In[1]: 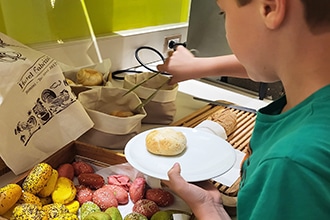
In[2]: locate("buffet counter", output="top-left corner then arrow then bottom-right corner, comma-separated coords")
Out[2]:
0,78 -> 272,220
0,79 -> 270,187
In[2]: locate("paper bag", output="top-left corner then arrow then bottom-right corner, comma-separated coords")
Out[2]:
77,87 -> 147,149
0,32 -> 94,175
123,72 -> 178,124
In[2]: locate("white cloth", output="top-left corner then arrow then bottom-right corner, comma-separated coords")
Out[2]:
195,120 -> 245,187
194,120 -> 227,139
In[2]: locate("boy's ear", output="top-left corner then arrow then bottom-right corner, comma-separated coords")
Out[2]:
260,0 -> 286,29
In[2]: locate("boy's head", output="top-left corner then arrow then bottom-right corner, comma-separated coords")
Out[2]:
235,0 -> 330,31
217,0 -> 330,83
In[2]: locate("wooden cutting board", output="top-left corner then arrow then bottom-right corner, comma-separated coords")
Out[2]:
171,102 -> 257,197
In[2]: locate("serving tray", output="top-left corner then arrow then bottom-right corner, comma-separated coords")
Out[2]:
171,103 -> 257,197
0,141 -> 127,182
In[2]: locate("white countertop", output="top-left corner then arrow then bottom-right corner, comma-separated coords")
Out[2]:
178,79 -> 271,110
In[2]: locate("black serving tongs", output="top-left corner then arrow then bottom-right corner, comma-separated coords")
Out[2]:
122,42 -> 186,110
121,46 -> 170,98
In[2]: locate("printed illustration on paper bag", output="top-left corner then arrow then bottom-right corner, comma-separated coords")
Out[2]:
0,38 -> 77,146
14,82 -> 76,146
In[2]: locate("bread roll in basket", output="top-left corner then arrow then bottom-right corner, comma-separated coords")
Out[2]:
77,87 -> 147,149
76,68 -> 103,86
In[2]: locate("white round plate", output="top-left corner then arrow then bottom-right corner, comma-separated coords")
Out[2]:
124,126 -> 236,182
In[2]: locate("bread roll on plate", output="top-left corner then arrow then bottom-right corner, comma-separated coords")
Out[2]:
146,128 -> 187,156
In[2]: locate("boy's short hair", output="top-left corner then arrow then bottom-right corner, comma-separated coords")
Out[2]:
236,0 -> 330,30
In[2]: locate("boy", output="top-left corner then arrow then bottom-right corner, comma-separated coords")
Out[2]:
159,0 -> 330,219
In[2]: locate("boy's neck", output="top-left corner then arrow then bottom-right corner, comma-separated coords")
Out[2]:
279,32 -> 330,112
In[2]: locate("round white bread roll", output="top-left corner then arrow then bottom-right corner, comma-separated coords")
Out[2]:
146,128 -> 187,156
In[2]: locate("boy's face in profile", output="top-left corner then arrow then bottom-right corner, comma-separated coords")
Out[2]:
216,0 -> 280,82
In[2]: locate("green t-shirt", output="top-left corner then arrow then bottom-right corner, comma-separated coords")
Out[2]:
237,85 -> 330,219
